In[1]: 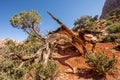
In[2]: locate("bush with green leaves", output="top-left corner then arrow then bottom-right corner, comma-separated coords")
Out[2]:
11,67 -> 27,80
108,22 -> 120,33
0,38 -> 59,80
0,35 -> 42,55
34,59 -> 59,80
72,15 -> 98,32
0,10 -> 59,80
0,57 -> 27,80
102,33 -> 120,43
0,56 -> 59,80
85,51 -> 117,75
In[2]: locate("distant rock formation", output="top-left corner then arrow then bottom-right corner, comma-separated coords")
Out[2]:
0,38 -> 19,48
101,0 -> 120,18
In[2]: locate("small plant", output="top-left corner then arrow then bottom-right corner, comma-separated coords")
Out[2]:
85,51 -> 117,75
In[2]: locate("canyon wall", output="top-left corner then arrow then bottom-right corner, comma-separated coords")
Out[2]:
101,0 -> 120,18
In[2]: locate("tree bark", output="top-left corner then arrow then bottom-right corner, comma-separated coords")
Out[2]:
48,12 -> 87,55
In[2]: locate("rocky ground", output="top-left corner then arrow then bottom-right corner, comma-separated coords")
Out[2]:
53,43 -> 120,80
0,40 -> 120,80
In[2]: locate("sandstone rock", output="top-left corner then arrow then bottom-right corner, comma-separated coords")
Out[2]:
101,0 -> 120,18
64,67 -> 79,74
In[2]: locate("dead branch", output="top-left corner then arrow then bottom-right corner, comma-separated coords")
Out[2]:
10,53 -> 38,61
48,12 -> 87,55
18,62 -> 25,68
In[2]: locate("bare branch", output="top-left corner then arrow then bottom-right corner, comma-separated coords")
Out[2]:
47,12 -> 87,55
10,53 -> 38,61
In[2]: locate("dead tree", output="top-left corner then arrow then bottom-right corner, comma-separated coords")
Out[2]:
47,12 -> 87,55
48,12 -> 102,54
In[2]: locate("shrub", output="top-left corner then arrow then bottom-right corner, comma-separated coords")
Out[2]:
0,36 -> 42,55
102,35 -> 111,42
108,22 -> 120,33
35,59 -> 59,80
72,15 -> 98,32
0,57 -> 28,80
11,67 -> 27,80
0,57 -> 58,80
0,58 -> 17,72
85,51 -> 117,75
102,33 -> 120,43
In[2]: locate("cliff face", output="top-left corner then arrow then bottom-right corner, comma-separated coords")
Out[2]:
101,0 -> 120,18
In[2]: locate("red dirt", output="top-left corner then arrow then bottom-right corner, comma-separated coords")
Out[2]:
53,42 -> 120,80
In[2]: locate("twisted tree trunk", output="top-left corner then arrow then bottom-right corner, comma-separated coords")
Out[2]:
48,12 -> 87,55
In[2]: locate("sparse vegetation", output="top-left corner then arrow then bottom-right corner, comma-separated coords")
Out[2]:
1,35 -> 42,55
102,33 -> 120,42
35,60 -> 59,80
85,51 -> 117,75
0,10 -> 59,80
73,15 -> 98,32
0,57 -> 27,80
0,7 -> 120,80
108,22 -> 120,33
0,56 -> 59,80
100,9 -> 120,44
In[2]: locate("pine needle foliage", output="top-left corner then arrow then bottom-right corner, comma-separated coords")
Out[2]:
85,51 -> 117,75
35,60 -> 59,80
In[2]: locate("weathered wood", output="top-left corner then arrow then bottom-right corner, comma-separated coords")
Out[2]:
10,53 -> 38,61
48,12 -> 87,55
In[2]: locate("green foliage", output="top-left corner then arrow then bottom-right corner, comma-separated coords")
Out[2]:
0,36 -> 58,80
0,10 -> 59,80
102,33 -> 120,43
11,67 -> 27,80
18,39 -> 42,55
10,10 -> 41,30
85,51 -> 117,75
108,22 -> 120,33
0,58 -> 17,72
10,10 -> 42,39
101,18 -> 120,43
106,20 -> 113,26
73,15 -> 98,32
34,60 -> 59,80
0,56 -> 59,80
0,57 -> 27,80
9,10 -> 43,54
102,36 -> 111,42
0,36 -> 42,55
0,39 -> 16,53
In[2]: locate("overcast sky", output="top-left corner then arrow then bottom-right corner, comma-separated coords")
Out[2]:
0,0 -> 105,41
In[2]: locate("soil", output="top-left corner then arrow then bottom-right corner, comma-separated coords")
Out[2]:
53,42 -> 120,80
